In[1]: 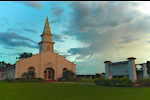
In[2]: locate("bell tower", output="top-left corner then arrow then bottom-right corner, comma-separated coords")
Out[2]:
38,17 -> 55,53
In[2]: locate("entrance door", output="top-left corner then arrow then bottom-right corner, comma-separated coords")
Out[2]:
44,69 -> 52,80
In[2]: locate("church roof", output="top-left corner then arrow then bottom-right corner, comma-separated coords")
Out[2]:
43,16 -> 52,35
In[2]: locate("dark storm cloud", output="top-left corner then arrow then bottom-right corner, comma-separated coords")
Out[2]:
63,1 -> 150,60
15,1 -> 43,10
53,34 -> 65,42
0,32 -> 38,49
23,28 -> 37,33
49,6 -> 64,17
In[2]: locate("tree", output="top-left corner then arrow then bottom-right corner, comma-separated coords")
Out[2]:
63,70 -> 75,81
22,72 -> 36,81
95,73 -> 101,78
22,72 -> 28,78
17,52 -> 33,59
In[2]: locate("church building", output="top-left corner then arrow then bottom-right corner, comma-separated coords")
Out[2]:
0,17 -> 76,81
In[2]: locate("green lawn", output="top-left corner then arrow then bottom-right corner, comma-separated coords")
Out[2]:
1,81 -> 150,100
68,78 -> 94,83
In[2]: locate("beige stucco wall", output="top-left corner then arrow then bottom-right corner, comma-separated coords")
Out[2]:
15,50 -> 76,81
15,54 -> 40,78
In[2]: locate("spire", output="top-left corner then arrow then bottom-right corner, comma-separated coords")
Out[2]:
43,16 -> 51,35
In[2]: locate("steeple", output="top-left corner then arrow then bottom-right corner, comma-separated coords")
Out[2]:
43,16 -> 51,35
38,16 -> 55,53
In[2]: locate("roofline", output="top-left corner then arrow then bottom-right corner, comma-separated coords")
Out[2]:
5,65 -> 15,71
38,41 -> 55,44
41,34 -> 53,37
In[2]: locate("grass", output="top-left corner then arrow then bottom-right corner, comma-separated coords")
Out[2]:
68,78 -> 94,83
1,80 -> 150,100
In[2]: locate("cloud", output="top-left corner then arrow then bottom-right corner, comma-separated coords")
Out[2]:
15,1 -> 43,10
23,28 -> 37,33
0,22 -> 9,26
0,32 -> 39,49
119,36 -> 141,44
7,53 -> 21,56
4,47 -> 21,50
1,17 -> 7,21
49,19 -> 61,24
7,29 -> 22,33
53,34 -> 66,42
63,1 -> 150,60
49,6 -> 64,17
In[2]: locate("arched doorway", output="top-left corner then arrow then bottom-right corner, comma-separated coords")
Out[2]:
44,68 -> 54,80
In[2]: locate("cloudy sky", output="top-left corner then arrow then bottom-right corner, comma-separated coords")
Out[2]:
1,1 -> 150,75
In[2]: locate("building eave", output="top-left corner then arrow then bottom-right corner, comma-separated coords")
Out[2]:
5,65 -> 15,71
38,41 -> 55,44
41,34 -> 53,37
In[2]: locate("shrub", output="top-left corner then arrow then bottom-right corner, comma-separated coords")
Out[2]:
31,79 -> 38,82
94,78 -> 100,84
62,78 -> 67,82
5,78 -> 9,81
94,77 -> 133,87
58,78 -> 63,81
101,79 -> 110,86
39,79 -> 45,82
120,77 -> 133,87
94,77 -> 105,85
146,78 -> 150,86
137,79 -> 149,86
37,78 -> 42,80
15,78 -> 25,80
12,80 -> 18,82
8,78 -> 13,82
110,78 -> 118,86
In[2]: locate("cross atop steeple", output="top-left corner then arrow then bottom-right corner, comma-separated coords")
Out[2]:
43,16 -> 51,35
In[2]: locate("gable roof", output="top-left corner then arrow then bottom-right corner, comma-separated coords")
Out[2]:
5,65 -> 15,71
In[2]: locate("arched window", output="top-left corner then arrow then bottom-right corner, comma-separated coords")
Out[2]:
63,68 -> 67,72
28,67 -> 35,77
47,45 -> 50,50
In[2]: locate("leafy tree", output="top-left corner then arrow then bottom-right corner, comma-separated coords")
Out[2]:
17,52 -> 33,59
63,70 -> 75,81
22,72 -> 36,81
95,73 -> 101,78
22,72 -> 28,78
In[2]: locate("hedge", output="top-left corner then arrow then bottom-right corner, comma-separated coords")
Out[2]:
94,77 -> 133,87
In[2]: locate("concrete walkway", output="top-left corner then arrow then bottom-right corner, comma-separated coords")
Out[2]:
50,82 -> 96,85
